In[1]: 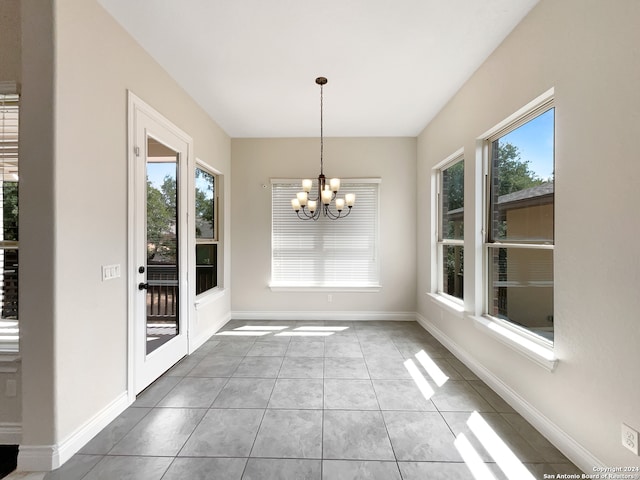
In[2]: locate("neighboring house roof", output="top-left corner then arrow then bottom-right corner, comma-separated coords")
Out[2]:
498,182 -> 554,206
444,181 -> 554,220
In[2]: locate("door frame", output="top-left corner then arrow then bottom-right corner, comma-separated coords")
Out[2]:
127,91 -> 194,400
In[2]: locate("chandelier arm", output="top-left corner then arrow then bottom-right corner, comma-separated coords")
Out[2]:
296,208 -> 317,221
295,210 -> 308,220
324,207 -> 339,219
333,206 -> 353,219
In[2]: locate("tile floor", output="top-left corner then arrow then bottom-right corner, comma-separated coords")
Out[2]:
42,320 -> 583,480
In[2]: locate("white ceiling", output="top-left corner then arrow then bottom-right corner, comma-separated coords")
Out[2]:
98,0 -> 539,138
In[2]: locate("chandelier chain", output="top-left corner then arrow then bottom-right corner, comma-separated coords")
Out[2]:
290,76 -> 354,220
320,81 -> 324,176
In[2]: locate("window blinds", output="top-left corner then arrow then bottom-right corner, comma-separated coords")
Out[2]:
271,180 -> 380,288
0,94 -> 19,181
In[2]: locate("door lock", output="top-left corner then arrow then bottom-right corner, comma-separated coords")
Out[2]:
138,282 -> 148,290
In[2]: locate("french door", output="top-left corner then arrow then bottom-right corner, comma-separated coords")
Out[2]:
129,93 -> 191,395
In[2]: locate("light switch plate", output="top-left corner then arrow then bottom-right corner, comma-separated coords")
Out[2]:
622,423 -> 639,455
102,264 -> 121,281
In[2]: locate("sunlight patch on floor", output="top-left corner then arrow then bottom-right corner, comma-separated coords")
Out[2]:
234,326 -> 289,331
215,331 -> 271,336
294,326 -> 349,332
467,411 -> 535,480
404,358 -> 435,401
415,349 -> 449,387
275,331 -> 334,337
454,433 -> 498,480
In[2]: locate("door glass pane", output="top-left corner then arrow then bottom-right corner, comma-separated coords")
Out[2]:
0,94 -> 19,344
1,183 -> 18,322
146,137 -> 179,354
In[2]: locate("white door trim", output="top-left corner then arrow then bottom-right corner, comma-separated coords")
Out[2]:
127,91 -> 193,400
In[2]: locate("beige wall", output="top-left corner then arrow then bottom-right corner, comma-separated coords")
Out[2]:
20,0 -> 56,450
0,0 -> 20,84
18,0 -> 231,464
231,137 -> 416,317
417,0 -> 640,469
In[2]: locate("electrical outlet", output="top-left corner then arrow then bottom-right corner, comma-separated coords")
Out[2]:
622,423 -> 639,455
327,294 -> 333,303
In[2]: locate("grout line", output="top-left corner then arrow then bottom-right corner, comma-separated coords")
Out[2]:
71,320 -> 579,478
242,331 -> 285,474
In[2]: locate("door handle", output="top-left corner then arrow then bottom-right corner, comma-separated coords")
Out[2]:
138,282 -> 148,290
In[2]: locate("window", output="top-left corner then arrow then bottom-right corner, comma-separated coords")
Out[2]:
271,179 -> 380,288
195,165 -> 219,295
437,156 -> 464,301
486,102 -> 554,342
0,93 -> 19,351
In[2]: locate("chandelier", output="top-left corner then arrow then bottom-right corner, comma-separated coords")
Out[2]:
291,77 -> 355,220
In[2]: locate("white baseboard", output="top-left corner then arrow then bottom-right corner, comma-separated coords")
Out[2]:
0,422 -> 21,444
231,311 -> 417,322
190,312 -> 231,352
15,445 -> 56,473
17,392 -> 129,472
415,313 -> 604,474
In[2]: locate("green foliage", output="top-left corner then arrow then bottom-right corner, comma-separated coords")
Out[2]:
493,141 -> 546,240
442,161 -> 464,240
2,182 -> 18,242
444,161 -> 464,211
444,245 -> 464,300
195,168 -> 215,238
496,142 -> 544,196
146,175 -> 177,263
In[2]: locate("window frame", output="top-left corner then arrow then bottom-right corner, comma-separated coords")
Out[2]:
194,160 -> 221,297
435,152 -> 464,305
483,97 -> 555,348
0,89 -> 19,353
270,177 -> 381,291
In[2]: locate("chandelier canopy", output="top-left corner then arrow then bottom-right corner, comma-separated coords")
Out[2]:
291,77 -> 355,220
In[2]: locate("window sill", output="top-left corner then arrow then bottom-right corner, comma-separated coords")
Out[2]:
269,285 -> 382,293
194,287 -> 226,309
427,293 -> 464,318
470,315 -> 558,371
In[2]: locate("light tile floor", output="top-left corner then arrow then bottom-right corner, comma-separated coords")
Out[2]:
42,320 -> 583,480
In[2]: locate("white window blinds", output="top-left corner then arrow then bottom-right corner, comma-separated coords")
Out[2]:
0,94 -> 19,182
271,179 -> 380,288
